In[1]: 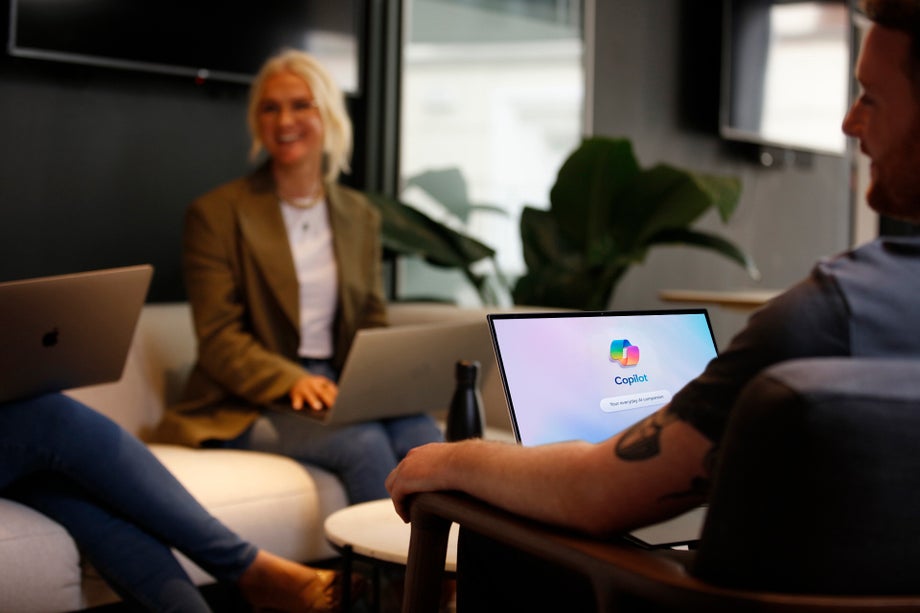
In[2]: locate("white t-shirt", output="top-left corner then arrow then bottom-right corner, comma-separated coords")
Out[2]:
279,198 -> 338,359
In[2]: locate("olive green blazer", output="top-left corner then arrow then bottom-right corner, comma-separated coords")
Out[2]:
155,165 -> 388,446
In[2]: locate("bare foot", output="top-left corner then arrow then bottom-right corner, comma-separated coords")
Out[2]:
237,550 -> 339,612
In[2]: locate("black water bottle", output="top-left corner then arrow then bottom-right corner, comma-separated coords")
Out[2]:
445,360 -> 485,442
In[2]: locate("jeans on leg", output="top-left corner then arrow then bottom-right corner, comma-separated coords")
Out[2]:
228,357 -> 443,503
236,411 -> 443,503
10,474 -> 212,613
0,394 -> 258,609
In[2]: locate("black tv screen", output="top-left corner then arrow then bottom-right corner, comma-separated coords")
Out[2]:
8,0 -> 361,92
720,0 -> 850,155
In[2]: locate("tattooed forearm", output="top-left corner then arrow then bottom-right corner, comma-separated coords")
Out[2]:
615,410 -> 679,461
659,446 -> 718,502
616,408 -> 718,501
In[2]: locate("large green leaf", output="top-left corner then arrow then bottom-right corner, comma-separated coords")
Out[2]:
512,257 -> 630,310
366,192 -> 494,269
516,206 -> 635,310
513,136 -> 756,309
692,173 -> 743,223
620,165 -> 729,249
549,137 -> 640,249
406,167 -> 507,222
646,228 -> 761,280
518,207 -> 580,273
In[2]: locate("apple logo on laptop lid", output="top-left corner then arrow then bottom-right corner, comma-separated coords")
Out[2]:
42,327 -> 59,348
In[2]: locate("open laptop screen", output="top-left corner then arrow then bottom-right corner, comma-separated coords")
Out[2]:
488,310 -> 718,447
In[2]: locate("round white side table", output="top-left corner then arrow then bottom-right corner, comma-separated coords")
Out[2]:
324,498 -> 459,610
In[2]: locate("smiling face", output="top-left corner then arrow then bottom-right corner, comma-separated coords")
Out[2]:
255,71 -> 325,172
843,24 -> 920,223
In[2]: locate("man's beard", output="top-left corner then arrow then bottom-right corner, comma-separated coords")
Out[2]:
867,118 -> 920,224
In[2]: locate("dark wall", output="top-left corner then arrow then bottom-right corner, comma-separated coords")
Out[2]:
0,59 -> 251,301
0,1 -> 382,301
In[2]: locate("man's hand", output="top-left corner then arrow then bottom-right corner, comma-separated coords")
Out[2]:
385,442 -> 459,522
289,374 -> 338,411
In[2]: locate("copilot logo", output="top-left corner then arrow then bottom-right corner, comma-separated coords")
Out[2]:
609,339 -> 639,367
610,339 -> 648,386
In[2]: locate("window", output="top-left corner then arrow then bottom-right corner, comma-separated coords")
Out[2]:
397,0 -> 586,305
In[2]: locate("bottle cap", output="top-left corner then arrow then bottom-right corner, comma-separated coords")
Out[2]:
455,359 -> 480,383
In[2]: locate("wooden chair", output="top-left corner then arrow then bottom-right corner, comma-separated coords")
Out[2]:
402,358 -> 920,612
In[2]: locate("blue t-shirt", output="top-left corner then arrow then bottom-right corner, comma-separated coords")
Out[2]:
671,236 -> 920,442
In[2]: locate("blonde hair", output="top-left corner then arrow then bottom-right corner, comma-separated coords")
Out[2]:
247,48 -> 352,182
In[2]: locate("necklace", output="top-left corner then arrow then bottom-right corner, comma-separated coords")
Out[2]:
280,187 -> 325,209
280,196 -> 323,236
287,194 -> 323,209
282,193 -> 323,209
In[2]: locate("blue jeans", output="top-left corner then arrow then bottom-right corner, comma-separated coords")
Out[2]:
228,358 -> 443,503
0,394 -> 257,612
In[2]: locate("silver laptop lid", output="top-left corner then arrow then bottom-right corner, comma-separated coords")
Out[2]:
487,309 -> 718,446
321,319 -> 496,426
0,265 -> 153,403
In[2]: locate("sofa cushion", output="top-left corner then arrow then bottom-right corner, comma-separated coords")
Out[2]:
150,445 -> 348,568
67,302 -> 197,440
0,499 -> 82,612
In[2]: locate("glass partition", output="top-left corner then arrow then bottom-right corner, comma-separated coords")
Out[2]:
397,0 -> 586,305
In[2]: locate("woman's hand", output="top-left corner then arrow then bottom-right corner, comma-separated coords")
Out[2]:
289,375 -> 338,411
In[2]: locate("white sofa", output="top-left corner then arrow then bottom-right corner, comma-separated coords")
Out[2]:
0,301 -> 514,612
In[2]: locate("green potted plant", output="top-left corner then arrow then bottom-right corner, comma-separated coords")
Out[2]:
513,136 -> 760,310
366,191 -> 500,302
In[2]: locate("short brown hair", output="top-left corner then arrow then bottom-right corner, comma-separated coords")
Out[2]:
862,0 -> 920,90
862,0 -> 920,29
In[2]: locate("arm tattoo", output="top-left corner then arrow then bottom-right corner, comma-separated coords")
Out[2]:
615,410 -> 679,461
615,410 -> 718,501
659,446 -> 718,502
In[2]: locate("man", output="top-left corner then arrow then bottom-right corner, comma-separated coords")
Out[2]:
386,0 -> 920,606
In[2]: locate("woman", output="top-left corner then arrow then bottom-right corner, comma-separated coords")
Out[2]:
155,49 -> 442,503
1,393 -> 338,612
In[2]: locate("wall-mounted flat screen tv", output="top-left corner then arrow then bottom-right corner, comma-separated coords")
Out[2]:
721,0 -> 850,156
7,0 -> 361,93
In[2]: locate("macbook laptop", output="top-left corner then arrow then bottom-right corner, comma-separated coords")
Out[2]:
487,309 -> 719,548
277,319 -> 496,426
0,264 -> 153,403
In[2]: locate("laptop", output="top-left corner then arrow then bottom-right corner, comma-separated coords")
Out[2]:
279,319 -> 496,426
0,265 -> 153,403
487,309 -> 719,548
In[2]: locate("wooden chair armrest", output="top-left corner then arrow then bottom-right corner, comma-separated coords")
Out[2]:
402,491 -> 920,613
403,491 -> 695,612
